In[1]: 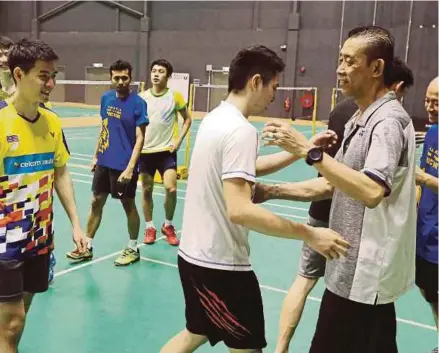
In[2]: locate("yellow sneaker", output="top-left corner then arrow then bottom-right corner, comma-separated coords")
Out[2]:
66,247 -> 93,262
114,247 -> 140,266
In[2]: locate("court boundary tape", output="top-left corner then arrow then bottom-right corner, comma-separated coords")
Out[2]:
70,176 -> 308,221
67,151 -> 311,211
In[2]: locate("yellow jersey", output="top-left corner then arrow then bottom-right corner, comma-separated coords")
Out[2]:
0,100 -> 70,260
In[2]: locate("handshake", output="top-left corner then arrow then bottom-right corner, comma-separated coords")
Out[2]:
253,120 -> 350,260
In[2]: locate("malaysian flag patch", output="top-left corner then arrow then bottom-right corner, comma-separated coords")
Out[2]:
6,135 -> 19,143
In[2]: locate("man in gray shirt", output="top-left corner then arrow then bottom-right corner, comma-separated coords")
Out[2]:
260,26 -> 416,353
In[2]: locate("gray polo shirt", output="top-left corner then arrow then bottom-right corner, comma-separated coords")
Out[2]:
327,92 -> 417,305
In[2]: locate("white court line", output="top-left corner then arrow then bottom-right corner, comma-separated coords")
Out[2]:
65,132 -> 97,138
257,176 -> 300,184
68,156 -> 309,213
69,168 -> 308,213
54,251 -> 438,330
57,179 -> 436,332
137,256 -> 437,331
70,152 -> 309,186
70,177 -> 308,220
70,156 -> 94,162
66,137 -> 94,140
69,152 -> 95,157
55,236 -> 167,277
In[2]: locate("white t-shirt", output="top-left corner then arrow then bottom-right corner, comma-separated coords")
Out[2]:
178,101 -> 259,271
138,88 -> 186,153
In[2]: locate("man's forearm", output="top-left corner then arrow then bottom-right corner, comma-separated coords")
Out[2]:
93,127 -> 102,158
127,136 -> 144,171
269,178 -> 333,202
54,167 -> 81,228
176,118 -> 192,146
256,151 -> 300,177
231,202 -> 313,241
314,154 -> 384,208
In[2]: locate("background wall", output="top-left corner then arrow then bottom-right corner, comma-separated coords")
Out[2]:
0,0 -> 437,129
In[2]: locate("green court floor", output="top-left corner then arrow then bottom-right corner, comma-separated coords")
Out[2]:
20,110 -> 437,353
51,104 -> 100,117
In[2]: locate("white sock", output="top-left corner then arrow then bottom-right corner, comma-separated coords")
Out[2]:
86,237 -> 93,249
146,221 -> 155,229
128,240 -> 137,250
165,219 -> 173,227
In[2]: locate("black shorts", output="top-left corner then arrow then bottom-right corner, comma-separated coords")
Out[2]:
416,256 -> 438,303
178,256 -> 267,349
0,254 -> 50,302
92,165 -> 138,199
139,151 -> 177,177
310,289 -> 397,353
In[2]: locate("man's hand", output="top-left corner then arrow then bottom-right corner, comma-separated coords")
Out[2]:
169,139 -> 182,154
310,130 -> 338,150
262,121 -> 314,158
118,167 -> 134,184
306,227 -> 350,260
252,182 -> 273,204
72,225 -> 87,253
90,156 -> 98,172
415,165 -> 427,186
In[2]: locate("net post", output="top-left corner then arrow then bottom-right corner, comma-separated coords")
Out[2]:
184,122 -> 191,169
312,87 -> 318,136
185,83 -> 195,169
188,83 -> 194,116
331,87 -> 336,111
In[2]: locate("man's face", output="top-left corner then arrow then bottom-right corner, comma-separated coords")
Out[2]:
337,37 -> 379,99
15,60 -> 57,104
111,69 -> 131,96
150,65 -> 168,87
250,73 -> 280,115
0,46 -> 10,70
425,80 -> 438,124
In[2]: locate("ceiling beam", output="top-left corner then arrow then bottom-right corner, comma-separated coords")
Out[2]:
98,0 -> 143,18
38,1 -> 82,23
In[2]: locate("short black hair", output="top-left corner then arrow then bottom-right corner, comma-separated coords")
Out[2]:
347,26 -> 395,86
0,36 -> 14,51
228,45 -> 285,94
150,59 -> 173,78
8,38 -> 58,79
109,59 -> 132,78
389,57 -> 414,89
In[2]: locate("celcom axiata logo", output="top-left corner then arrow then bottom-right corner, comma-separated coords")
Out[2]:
4,153 -> 55,175
16,159 -> 53,169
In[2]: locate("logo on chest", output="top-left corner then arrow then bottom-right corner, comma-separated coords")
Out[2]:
6,135 -> 19,151
357,128 -> 367,137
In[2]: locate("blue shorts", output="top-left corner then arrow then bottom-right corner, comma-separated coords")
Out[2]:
139,151 -> 177,177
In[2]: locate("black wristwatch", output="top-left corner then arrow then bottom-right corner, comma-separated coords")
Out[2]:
305,147 -> 324,166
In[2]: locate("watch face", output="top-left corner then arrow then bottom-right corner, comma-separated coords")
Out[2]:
309,148 -> 322,160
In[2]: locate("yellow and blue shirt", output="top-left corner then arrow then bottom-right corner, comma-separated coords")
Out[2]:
97,90 -> 149,171
0,100 -> 70,260
138,88 -> 186,153
417,123 -> 438,264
